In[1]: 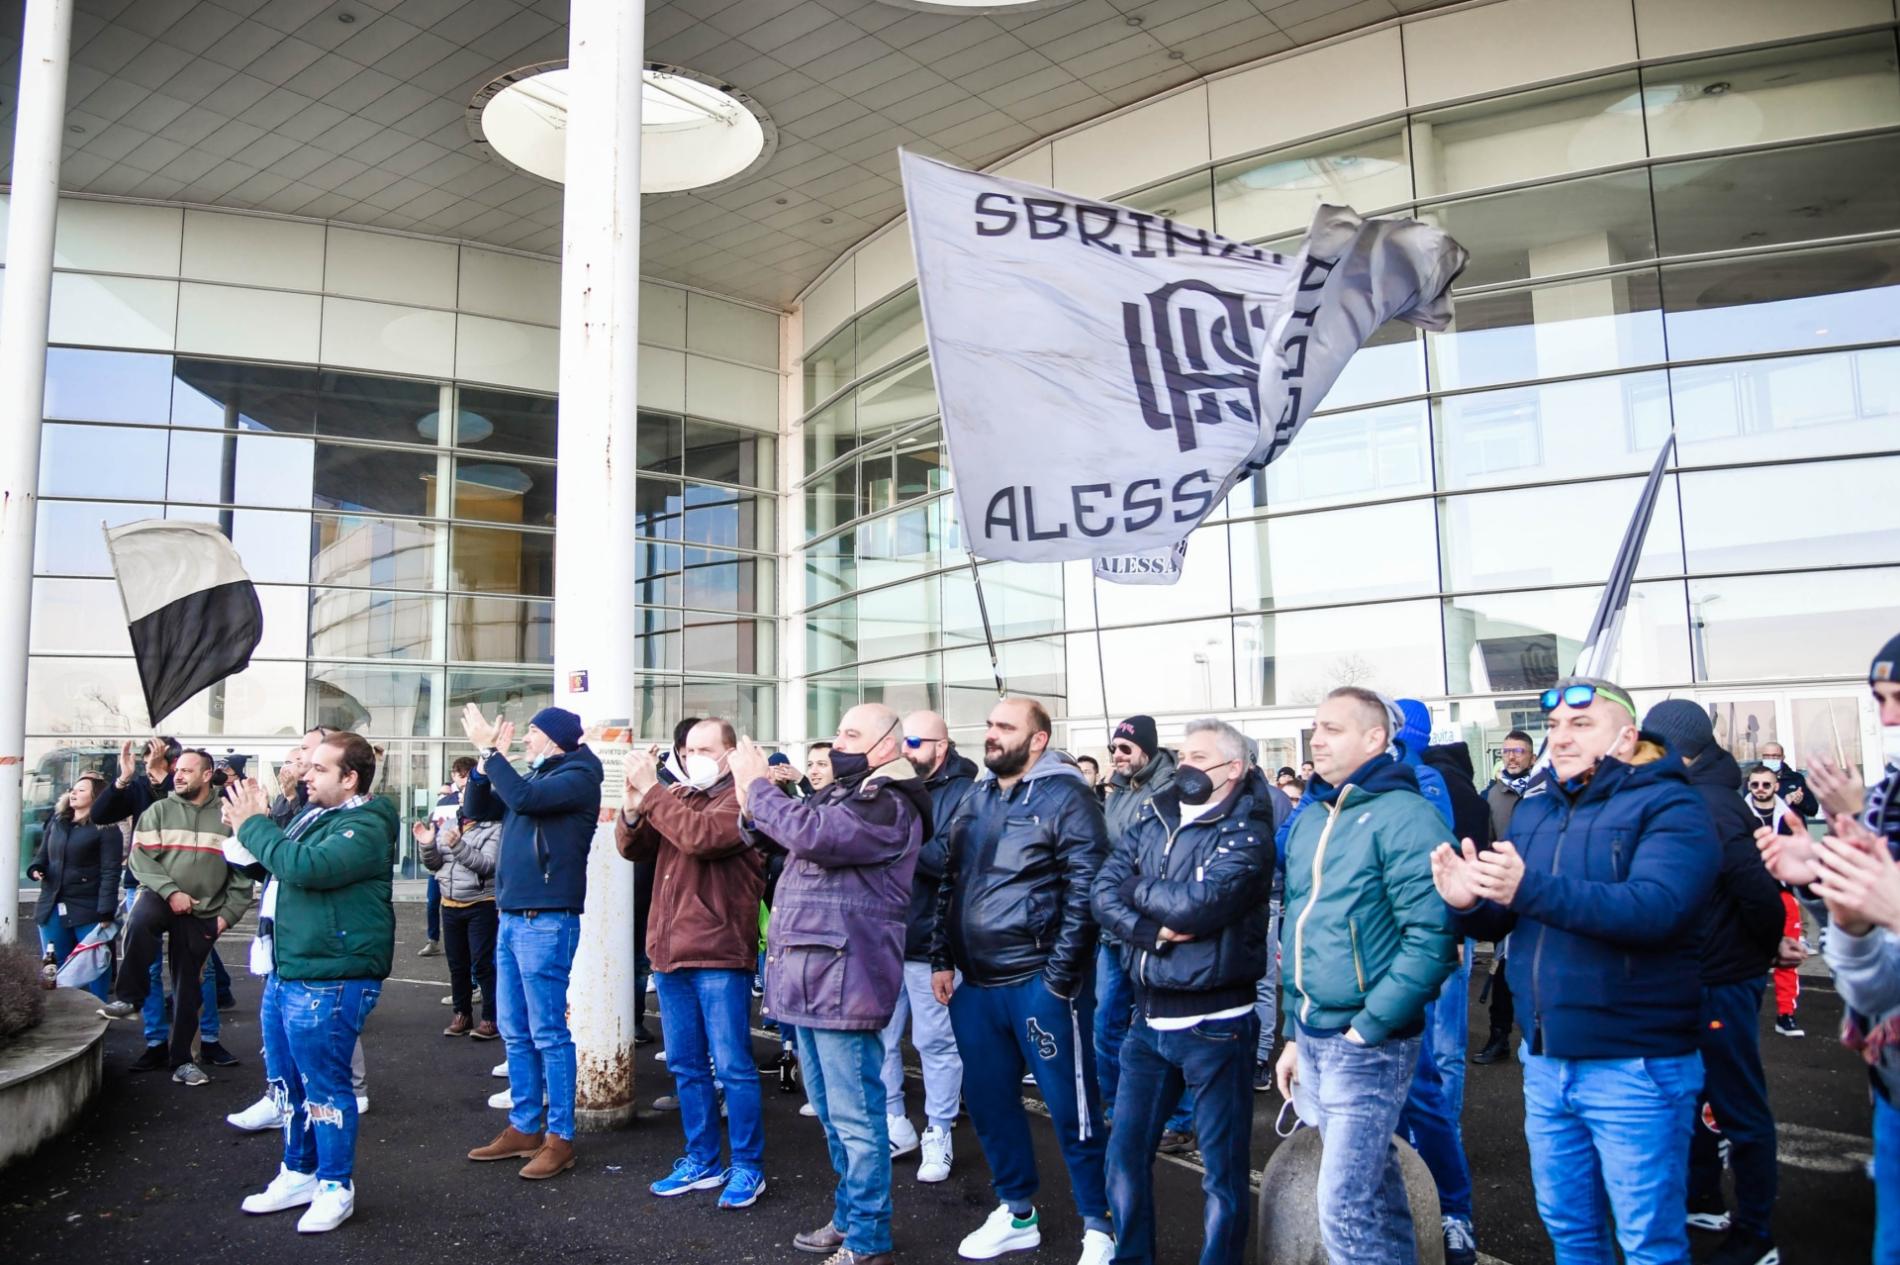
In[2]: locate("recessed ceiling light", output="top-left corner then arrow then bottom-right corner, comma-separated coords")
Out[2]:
820,216 -> 834,224
1125,14 -> 1143,24
1701,81 -> 1731,96
469,61 -> 777,195
67,123 -> 84,134
872,0 -> 1076,12
338,11 -> 356,22
1167,50 -> 1184,60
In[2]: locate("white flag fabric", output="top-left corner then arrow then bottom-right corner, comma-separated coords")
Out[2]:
900,151 -> 1468,584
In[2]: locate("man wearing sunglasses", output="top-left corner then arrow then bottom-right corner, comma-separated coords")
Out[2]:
1433,677 -> 1718,1265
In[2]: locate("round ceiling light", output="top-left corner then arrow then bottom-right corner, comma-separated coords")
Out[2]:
874,0 -> 1073,12
469,62 -> 776,195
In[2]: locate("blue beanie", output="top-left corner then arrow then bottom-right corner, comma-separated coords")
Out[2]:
1396,698 -> 1432,750
528,706 -> 583,752
767,751 -> 792,766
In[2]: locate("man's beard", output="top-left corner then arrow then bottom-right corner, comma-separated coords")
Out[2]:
985,736 -> 1032,778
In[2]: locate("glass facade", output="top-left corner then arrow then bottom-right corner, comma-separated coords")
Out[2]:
795,31 -> 1900,771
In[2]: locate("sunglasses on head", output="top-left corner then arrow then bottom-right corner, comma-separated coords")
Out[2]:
1540,682 -> 1637,718
903,735 -> 942,749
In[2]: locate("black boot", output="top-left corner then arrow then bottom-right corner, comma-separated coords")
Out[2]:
1471,1028 -> 1512,1064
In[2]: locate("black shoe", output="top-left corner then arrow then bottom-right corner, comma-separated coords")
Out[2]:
1686,1189 -> 1731,1233
632,1022 -> 656,1047
200,1041 -> 240,1067
1708,1229 -> 1778,1265
1471,1029 -> 1512,1064
1775,1014 -> 1804,1038
129,1044 -> 169,1073
1157,1129 -> 1196,1156
217,992 -> 238,1011
1253,1059 -> 1274,1094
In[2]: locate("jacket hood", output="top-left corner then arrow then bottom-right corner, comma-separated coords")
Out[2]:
867,757 -> 935,838
975,747 -> 1089,786
1109,747 -> 1176,792
1553,742 -> 1691,803
926,749 -> 980,789
1422,741 -> 1476,780
540,744 -> 602,778
351,795 -> 402,838
1682,745 -> 1744,792
1308,752 -> 1419,803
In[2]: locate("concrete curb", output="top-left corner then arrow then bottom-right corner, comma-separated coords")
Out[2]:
0,987 -> 109,1169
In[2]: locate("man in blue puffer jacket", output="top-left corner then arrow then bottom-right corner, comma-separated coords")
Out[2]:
1433,677 -> 1717,1265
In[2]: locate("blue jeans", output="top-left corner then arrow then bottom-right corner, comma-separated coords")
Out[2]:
1877,1093 -> 1900,1265
263,974 -> 381,1183
1401,984 -> 1474,1220
653,967 -> 764,1171
1431,944 -> 1471,1122
38,920 -> 108,1001
1690,978 -> 1776,1238
141,955 -> 218,1045
1521,1048 -> 1703,1265
1108,1015 -> 1256,1265
1293,1029 -> 1422,1264
951,975 -> 1110,1231
796,1026 -> 892,1255
1095,943 -> 1194,1132
426,875 -> 440,941
497,910 -> 582,1139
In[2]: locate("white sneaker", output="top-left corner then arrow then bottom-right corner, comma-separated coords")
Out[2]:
918,1124 -> 953,1183
488,1087 -> 511,1109
888,1114 -> 920,1158
799,1101 -> 818,1118
227,1094 -> 288,1133
959,1203 -> 1041,1259
355,1096 -> 368,1115
656,1048 -> 668,1063
490,1061 -> 508,1078
1076,1228 -> 1114,1265
297,1180 -> 353,1233
241,1164 -> 317,1214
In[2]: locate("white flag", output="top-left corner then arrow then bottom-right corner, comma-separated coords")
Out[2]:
900,151 -> 1467,584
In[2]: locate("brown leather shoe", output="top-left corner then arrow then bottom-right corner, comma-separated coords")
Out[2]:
519,1135 -> 575,1180
468,1126 -> 544,1161
471,1020 -> 499,1041
444,1012 -> 472,1036
794,1223 -> 847,1255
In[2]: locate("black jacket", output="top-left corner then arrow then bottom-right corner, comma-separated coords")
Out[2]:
1774,766 -> 1818,818
1422,743 -> 1495,851
29,815 -> 123,928
905,748 -> 978,961
92,771 -> 171,827
1683,747 -> 1787,985
931,751 -> 1108,997
1091,766 -> 1275,1019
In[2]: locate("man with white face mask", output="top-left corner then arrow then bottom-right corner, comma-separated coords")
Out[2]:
1433,677 -> 1718,1265
616,717 -> 768,1209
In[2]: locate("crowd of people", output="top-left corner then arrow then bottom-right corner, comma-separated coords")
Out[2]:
28,629 -> 1900,1265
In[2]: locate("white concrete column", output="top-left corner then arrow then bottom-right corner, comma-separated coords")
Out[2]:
0,0 -> 74,946
556,0 -> 643,1130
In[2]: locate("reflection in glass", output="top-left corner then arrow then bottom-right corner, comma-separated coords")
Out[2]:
855,288 -> 925,380
686,418 -> 773,488
1410,72 -> 1645,199
684,679 -> 774,740
453,456 -> 556,528
1319,321 -> 1424,411
683,548 -> 768,614
1439,476 -> 1684,591
1444,583 -> 1691,693
1429,271 -> 1665,392
1232,502 -> 1437,610
803,395 -> 855,478
859,577 -> 941,662
637,477 -> 683,540
638,542 -> 681,607
313,443 -> 436,517
46,348 -> 174,425
1421,169 -> 1654,291
168,506 -> 315,585
1079,525 -> 1232,628
807,600 -> 856,672
1660,241 -> 1900,363
167,430 -> 317,510
450,596 -> 552,665
26,657 -> 145,734
172,358 -> 322,432
1119,171 -> 1217,231
683,484 -> 769,551
638,678 -> 684,743
308,662 -> 437,736
805,532 -> 857,606
684,614 -> 772,675
1236,601 -> 1444,707
1435,372 -> 1670,491
313,515 -> 436,590
30,578 -> 134,655
450,526 -> 554,597
1680,458 -> 1900,574
1212,125 -> 1411,242
1238,402 -> 1429,513
1672,347 -> 1900,466
448,669 -> 553,723
1068,619 -> 1235,717
944,639 -> 1064,726
1691,568 -> 1900,682
315,371 -> 439,443
40,424 -> 168,500
805,466 -> 857,541
804,323 -> 856,412
639,411 -> 684,473
640,606 -> 682,672
36,501 -> 164,575
1653,134 -> 1900,259
1642,33 -> 1900,158
856,360 -> 938,448
308,588 -> 438,660
453,387 -> 556,459
856,654 -> 940,717
807,669 -> 858,740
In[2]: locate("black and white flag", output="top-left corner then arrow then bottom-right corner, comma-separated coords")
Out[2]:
103,520 -> 263,724
900,151 -> 1467,584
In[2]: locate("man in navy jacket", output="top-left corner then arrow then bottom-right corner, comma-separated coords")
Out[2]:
1432,677 -> 1717,1265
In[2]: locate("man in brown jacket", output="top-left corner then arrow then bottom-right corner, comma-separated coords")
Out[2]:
617,716 -> 768,1208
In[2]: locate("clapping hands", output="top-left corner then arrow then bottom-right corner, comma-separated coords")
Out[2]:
1431,839 -> 1526,910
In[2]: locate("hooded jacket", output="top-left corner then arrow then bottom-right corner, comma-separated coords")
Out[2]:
29,814 -> 122,929
1676,745 -> 1785,986
905,747 -> 979,961
1091,765 -> 1275,1020
463,744 -> 604,914
1105,748 -> 1176,851
1422,742 -> 1496,851
616,773 -> 764,973
931,749 -> 1109,997
745,757 -> 928,1031
236,796 -> 397,981
1456,740 -> 1718,1059
421,818 -> 501,904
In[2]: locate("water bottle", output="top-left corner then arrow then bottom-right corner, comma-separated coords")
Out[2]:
775,1043 -> 798,1093
40,944 -> 59,990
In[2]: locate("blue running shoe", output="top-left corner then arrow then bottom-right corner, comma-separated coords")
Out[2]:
650,1156 -> 727,1197
718,1167 -> 766,1209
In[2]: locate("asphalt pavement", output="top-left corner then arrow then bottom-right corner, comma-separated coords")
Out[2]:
0,903 -> 1880,1264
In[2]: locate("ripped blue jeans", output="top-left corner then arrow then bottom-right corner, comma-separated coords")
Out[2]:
262,973 -> 382,1183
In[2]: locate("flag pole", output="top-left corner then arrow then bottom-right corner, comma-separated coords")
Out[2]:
1089,573 -> 1114,744
965,551 -> 1005,697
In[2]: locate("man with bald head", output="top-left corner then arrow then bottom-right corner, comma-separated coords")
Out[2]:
732,702 -> 930,1265
877,710 -> 978,1181
1434,677 -> 1717,1265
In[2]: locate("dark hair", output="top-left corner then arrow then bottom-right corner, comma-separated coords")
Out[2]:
60,771 -> 107,821
1276,766 -> 1296,778
305,726 -> 332,738
808,741 -> 832,754
158,736 -> 183,762
693,717 -> 739,749
1746,764 -> 1780,784
321,732 -> 378,796
1504,729 -> 1535,747
178,747 -> 215,772
1076,755 -> 1099,771
1286,777 -> 1306,792
673,717 -> 701,755
451,756 -> 477,778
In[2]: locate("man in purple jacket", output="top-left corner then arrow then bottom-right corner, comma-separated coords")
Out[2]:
731,703 -> 930,1265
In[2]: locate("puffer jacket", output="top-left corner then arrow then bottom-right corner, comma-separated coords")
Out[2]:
905,748 -> 979,961
462,745 -> 604,914
1456,739 -> 1719,1059
236,796 -> 398,981
1678,746 -> 1784,986
421,818 -> 500,904
29,815 -> 122,928
1091,765 -> 1275,1020
1281,753 -> 1456,1044
931,750 -> 1109,998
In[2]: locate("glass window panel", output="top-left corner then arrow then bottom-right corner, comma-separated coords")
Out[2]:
1654,134 -> 1900,260
1409,72 -> 1645,199
27,656 -> 144,734
854,502 -> 938,588
856,359 -> 938,448
1072,524 -> 1232,629
39,423 -> 168,499
314,514 -> 437,590
454,387 -> 556,459
685,418 -> 772,488
637,677 -> 684,744
253,584 -> 309,660
309,663 -> 438,736
168,660 -> 311,737
855,288 -> 926,379
684,679 -> 775,740
1444,582 -> 1691,694
1118,171 -> 1217,231
1672,347 -> 1900,466
167,506 -> 315,585
807,599 -> 857,672
1318,320 -> 1424,411
859,449 -> 896,519
453,456 -> 556,528
36,500 -> 164,575
1236,600 -> 1445,708
639,542 -> 681,607
639,606 -> 682,671
450,595 -> 552,664
1643,33 -> 1900,158
682,547 -> 770,614
1236,401 -> 1429,513
1440,476 -> 1685,591
1429,271 -> 1665,392
1692,568 -> 1900,682
1435,372 -> 1671,491
894,427 -> 943,503
167,430 -> 317,509
943,638 -> 1065,726
807,669 -> 858,740
805,467 -> 857,540
857,653 -> 941,717
1421,170 -> 1655,291
1661,241 -> 1900,362
44,348 -> 173,424
308,588 -> 439,660
1065,619 -> 1233,718
683,483 -> 771,551
447,669 -> 553,723
804,322 -> 856,412
803,394 -> 856,478
315,371 -> 439,444
450,525 -> 554,596
859,577 -> 941,661
638,411 -> 684,473
1232,501 -> 1438,610
172,358 -> 322,433
805,531 -> 857,606
309,442 -> 435,517
637,476 -> 683,540
684,613 -> 773,676
1791,696 -> 1864,774
1213,125 -> 1412,242
31,578 -> 133,655
944,561 -> 1064,645
1681,458 -> 1900,574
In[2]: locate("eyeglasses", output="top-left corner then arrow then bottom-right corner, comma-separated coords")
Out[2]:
1747,782 -> 1776,791
1540,682 -> 1637,718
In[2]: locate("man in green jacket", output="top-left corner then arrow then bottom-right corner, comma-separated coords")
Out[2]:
222,731 -> 397,1236
1274,686 -> 1456,1265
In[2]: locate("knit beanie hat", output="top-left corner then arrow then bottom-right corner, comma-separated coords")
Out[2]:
1645,698 -> 1714,759
1114,715 -> 1158,758
1872,631 -> 1900,683
528,706 -> 583,752
1395,698 -> 1432,751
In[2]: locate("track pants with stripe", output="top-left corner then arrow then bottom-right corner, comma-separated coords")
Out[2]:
950,974 -> 1110,1228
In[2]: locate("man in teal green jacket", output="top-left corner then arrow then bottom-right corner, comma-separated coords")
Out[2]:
1274,686 -> 1456,1265
222,731 -> 397,1236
